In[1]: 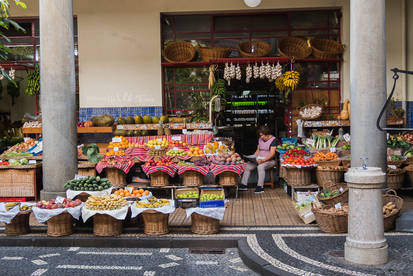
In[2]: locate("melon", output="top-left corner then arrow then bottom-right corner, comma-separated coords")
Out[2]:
152,116 -> 160,124
141,130 -> 149,136
117,117 -> 126,124
133,130 -> 141,136
126,116 -> 135,124
160,115 -> 168,123
143,115 -> 152,124
134,115 -> 143,124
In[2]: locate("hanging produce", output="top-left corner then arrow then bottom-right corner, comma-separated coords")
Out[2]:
282,70 -> 300,91
229,62 -> 236,79
275,75 -> 286,92
235,64 -> 241,80
245,64 -> 252,83
7,81 -> 20,106
25,66 -> 40,95
223,63 -> 231,85
253,62 -> 259,79
259,62 -> 265,79
274,62 -> 282,78
208,64 -> 217,90
265,62 -> 271,80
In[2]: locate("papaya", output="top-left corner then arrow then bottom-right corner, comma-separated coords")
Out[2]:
160,115 -> 168,123
117,117 -> 126,124
152,116 -> 160,124
92,114 -> 114,126
126,130 -> 133,136
133,130 -> 141,136
126,116 -> 135,124
134,115 -> 143,124
141,130 -> 149,136
143,115 -> 152,124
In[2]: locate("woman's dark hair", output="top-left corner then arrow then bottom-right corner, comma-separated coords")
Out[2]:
257,125 -> 271,135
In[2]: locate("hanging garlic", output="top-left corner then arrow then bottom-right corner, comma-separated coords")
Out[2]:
246,63 -> 252,83
223,62 -> 231,85
229,62 -> 236,79
270,63 -> 277,81
259,62 -> 265,79
275,62 -> 282,78
253,62 -> 259,79
235,64 -> 242,80
265,62 -> 272,80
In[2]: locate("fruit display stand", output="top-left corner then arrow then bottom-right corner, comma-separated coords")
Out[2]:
0,163 -> 42,200
125,133 -> 214,147
209,163 -> 246,186
22,126 -> 114,135
93,214 -> 123,236
177,165 -> 209,187
47,212 -> 74,237
186,206 -> 226,235
0,203 -> 34,236
104,167 -> 127,187
315,166 -> 346,188
141,164 -> 177,187
77,161 -> 97,177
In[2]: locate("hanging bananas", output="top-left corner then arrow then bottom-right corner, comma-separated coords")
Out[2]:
275,75 -> 286,92
282,70 -> 300,91
24,66 -> 40,96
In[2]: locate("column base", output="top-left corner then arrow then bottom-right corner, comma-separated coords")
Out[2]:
40,190 -> 67,201
345,242 -> 388,265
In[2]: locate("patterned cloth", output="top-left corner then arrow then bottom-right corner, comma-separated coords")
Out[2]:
209,163 -> 246,176
95,155 -> 135,174
141,164 -> 177,177
176,165 -> 209,176
126,134 -> 213,146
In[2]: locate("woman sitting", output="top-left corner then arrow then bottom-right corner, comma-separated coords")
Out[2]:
239,126 -> 279,194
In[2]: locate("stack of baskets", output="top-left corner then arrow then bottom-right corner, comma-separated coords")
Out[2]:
386,168 -> 405,190
383,189 -> 403,231
317,181 -> 348,206
312,203 -> 348,233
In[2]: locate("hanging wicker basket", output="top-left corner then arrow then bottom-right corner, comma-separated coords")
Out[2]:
285,166 -> 313,186
191,213 -> 220,235
150,171 -> 169,187
310,38 -> 344,59
47,212 -> 74,237
238,40 -> 272,57
383,189 -> 403,232
199,47 -> 230,62
93,214 -> 123,236
386,169 -> 405,190
298,104 -> 323,120
277,37 -> 312,59
182,171 -> 203,186
5,211 -> 31,236
316,168 -> 345,187
312,204 -> 348,233
142,210 -> 169,235
163,41 -> 196,63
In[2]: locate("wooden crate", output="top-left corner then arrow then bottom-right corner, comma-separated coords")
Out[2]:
78,162 -> 97,177
0,164 -> 41,198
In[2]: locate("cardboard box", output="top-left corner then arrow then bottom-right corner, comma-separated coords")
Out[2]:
296,204 -> 315,224
293,191 -> 318,202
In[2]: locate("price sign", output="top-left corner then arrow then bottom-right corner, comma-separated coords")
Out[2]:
28,160 -> 37,165
117,125 -> 124,130
334,202 -> 342,209
113,147 -> 119,152
303,212 -> 314,218
172,136 -> 181,141
330,147 -> 336,153
388,165 -> 397,170
182,129 -> 188,134
157,138 -> 162,142
343,133 -> 351,142
112,137 -> 122,143
155,145 -> 161,150
306,138 -> 315,147
24,137 -> 31,142
74,174 -> 87,180
173,147 -> 179,151
339,187 -> 344,192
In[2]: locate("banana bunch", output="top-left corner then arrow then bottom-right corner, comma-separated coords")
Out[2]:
25,66 -> 40,96
275,75 -> 287,92
5,202 -> 19,211
85,194 -> 128,210
282,70 -> 300,91
136,197 -> 170,208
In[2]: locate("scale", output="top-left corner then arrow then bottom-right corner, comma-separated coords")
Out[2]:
209,95 -> 232,135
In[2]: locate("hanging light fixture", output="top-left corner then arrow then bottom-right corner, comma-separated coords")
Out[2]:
244,0 -> 262,7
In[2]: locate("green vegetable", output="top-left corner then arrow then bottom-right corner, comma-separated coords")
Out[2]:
82,143 -> 103,163
19,158 -> 28,165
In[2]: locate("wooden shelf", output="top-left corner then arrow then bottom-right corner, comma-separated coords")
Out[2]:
117,123 -> 212,130
22,126 -> 114,134
21,127 -> 42,134
303,118 -> 405,128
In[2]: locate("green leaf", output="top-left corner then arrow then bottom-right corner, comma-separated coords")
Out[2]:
14,1 -> 26,9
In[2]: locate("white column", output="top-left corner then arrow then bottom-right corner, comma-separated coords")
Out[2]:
39,0 -> 77,200
350,0 -> 387,170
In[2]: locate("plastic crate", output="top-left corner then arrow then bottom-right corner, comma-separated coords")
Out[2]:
281,138 -> 298,145
175,187 -> 199,209
199,188 -> 225,208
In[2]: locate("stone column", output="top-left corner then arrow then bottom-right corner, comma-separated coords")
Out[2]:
345,167 -> 388,265
350,0 -> 387,170
39,0 -> 77,200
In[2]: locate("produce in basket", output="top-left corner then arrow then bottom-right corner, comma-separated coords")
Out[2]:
305,134 -> 340,150
204,141 -> 228,155
177,191 -> 199,199
146,138 -> 168,149
108,136 -> 129,149
313,204 -> 348,215
147,149 -> 166,156
187,147 -> 205,157
401,133 -> 413,144
387,136 -> 410,150
85,195 -> 128,210
209,152 -> 244,165
114,188 -> 149,198
317,166 -> 346,171
281,149 -> 309,159
177,161 -> 195,167
193,159 -> 210,166
169,140 -> 187,147
318,190 -> 340,199
136,197 -> 170,208
64,176 -> 111,191
277,142 -> 298,151
144,160 -> 174,166
36,198 -> 82,209
383,202 -> 397,217
166,148 -> 187,157
282,157 -> 316,166
313,152 -> 338,162
200,193 -> 224,201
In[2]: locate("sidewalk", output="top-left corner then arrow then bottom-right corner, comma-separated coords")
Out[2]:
1,225 -> 412,275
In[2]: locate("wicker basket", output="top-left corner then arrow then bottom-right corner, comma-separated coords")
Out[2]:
316,168 -> 345,187
316,160 -> 342,167
383,189 -> 403,232
191,213 -> 220,235
218,171 -> 238,186
405,165 -> 413,187
386,169 -> 405,190
75,192 -> 91,202
142,210 -> 169,235
163,41 -> 196,63
199,47 -> 230,62
341,159 -> 351,169
285,166 -> 313,186
277,37 -> 312,59
298,104 -> 323,121
182,171 -> 203,186
405,157 -> 413,165
387,160 -> 405,167
105,168 -> 127,187
93,214 -> 123,236
47,212 -> 74,237
312,205 -> 348,233
5,212 -> 31,236
238,40 -> 272,57
310,38 -> 344,59
318,182 -> 349,206
150,171 -> 169,187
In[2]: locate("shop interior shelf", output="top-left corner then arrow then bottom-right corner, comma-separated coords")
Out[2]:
117,123 -> 212,130
22,126 -> 114,134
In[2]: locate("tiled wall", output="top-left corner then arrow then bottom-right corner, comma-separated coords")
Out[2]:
406,102 -> 413,128
79,106 -> 163,121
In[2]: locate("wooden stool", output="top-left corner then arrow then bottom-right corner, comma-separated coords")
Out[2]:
264,167 -> 276,189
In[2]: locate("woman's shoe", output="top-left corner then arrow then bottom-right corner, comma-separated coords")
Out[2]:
254,187 -> 264,194
239,184 -> 248,191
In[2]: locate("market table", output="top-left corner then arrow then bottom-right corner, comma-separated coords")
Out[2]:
0,163 -> 42,200
141,164 -> 177,187
96,157 -> 134,187
176,165 -> 209,187
209,163 -> 246,197
126,133 -> 214,146
77,161 -> 97,177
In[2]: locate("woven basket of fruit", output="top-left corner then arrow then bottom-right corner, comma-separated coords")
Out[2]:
182,171 -> 203,186
142,210 -> 169,235
315,166 -> 346,188
93,214 -> 123,236
5,211 -> 31,236
47,212 -> 74,237
218,171 -> 238,186
383,189 -> 403,231
191,213 -> 220,235
317,182 -> 348,206
386,168 -> 405,190
285,166 -> 313,186
312,203 -> 348,233
298,104 -> 323,120
150,171 -> 169,187
238,40 -> 272,57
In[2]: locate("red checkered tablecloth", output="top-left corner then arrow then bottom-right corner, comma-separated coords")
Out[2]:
176,165 -> 209,176
141,165 -> 177,177
96,157 -> 134,174
209,163 -> 246,176
126,134 -> 213,146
